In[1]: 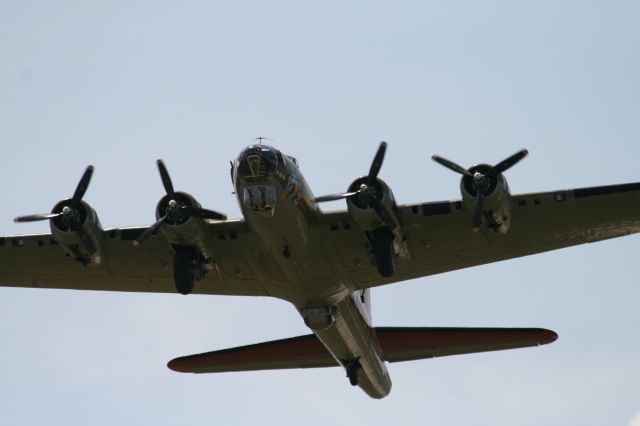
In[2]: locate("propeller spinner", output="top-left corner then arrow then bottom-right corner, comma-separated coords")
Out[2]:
315,141 -> 400,236
14,165 -> 98,254
133,160 -> 227,246
431,149 -> 528,232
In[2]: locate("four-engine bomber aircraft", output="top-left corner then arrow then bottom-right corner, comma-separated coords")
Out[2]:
2,142 -> 639,398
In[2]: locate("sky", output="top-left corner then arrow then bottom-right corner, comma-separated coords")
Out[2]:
1,1 -> 639,425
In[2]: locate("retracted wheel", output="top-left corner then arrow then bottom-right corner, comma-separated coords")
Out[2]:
346,360 -> 360,386
173,246 -> 203,295
373,228 -> 396,277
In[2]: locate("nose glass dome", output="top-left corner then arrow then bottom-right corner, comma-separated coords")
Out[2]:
237,145 -> 278,177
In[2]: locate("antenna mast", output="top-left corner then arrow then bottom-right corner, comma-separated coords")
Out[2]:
255,136 -> 274,145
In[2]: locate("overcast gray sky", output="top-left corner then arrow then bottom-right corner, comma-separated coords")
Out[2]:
1,1 -> 639,425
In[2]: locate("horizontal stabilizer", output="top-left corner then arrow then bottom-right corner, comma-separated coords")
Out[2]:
168,327 -> 557,374
168,334 -> 336,373
375,327 -> 557,363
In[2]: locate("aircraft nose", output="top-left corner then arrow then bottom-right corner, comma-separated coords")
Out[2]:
237,145 -> 278,178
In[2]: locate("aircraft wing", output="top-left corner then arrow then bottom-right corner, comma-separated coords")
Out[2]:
324,182 -> 640,290
0,220 -> 270,297
2,182 -> 639,296
168,327 -> 557,373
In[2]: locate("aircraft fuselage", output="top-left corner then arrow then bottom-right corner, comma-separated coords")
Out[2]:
232,144 -> 392,398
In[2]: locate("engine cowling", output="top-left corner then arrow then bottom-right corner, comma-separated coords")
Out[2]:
346,177 -> 398,232
154,191 -> 209,247
49,199 -> 104,265
460,164 -> 513,234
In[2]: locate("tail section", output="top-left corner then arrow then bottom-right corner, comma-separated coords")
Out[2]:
168,326 -> 557,374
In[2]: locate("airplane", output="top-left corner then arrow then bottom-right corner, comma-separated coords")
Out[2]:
1,141 -> 639,399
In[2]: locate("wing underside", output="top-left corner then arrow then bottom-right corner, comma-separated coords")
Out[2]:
0,222 -> 270,297
167,327 -> 558,373
1,182 -> 640,297
324,182 -> 640,290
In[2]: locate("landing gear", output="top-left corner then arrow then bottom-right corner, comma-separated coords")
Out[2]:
173,246 -> 205,295
345,359 -> 361,386
372,228 -> 396,277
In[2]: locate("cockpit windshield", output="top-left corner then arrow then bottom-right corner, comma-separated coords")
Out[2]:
237,145 -> 278,178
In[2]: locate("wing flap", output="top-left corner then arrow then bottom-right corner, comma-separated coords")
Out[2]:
168,327 -> 557,374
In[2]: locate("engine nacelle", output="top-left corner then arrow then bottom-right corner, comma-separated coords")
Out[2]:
346,177 -> 398,232
155,191 -> 209,247
49,199 -> 103,265
460,164 -> 513,234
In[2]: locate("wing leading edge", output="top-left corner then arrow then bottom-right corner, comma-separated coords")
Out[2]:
167,327 -> 557,374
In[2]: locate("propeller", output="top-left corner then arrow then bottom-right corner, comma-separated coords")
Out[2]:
14,165 -> 97,254
133,160 -> 227,246
314,142 -> 400,236
431,149 -> 528,232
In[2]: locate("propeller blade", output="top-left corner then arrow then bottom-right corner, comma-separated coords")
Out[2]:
315,142 -> 401,236
133,216 -> 167,246
13,212 -> 63,223
70,165 -> 94,208
157,160 -> 175,196
368,196 -> 400,237
182,206 -> 227,220
487,149 -> 528,177
77,227 -> 97,255
367,141 -> 387,183
136,160 -> 227,243
314,191 -> 359,203
472,189 -> 485,232
431,155 -> 473,178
